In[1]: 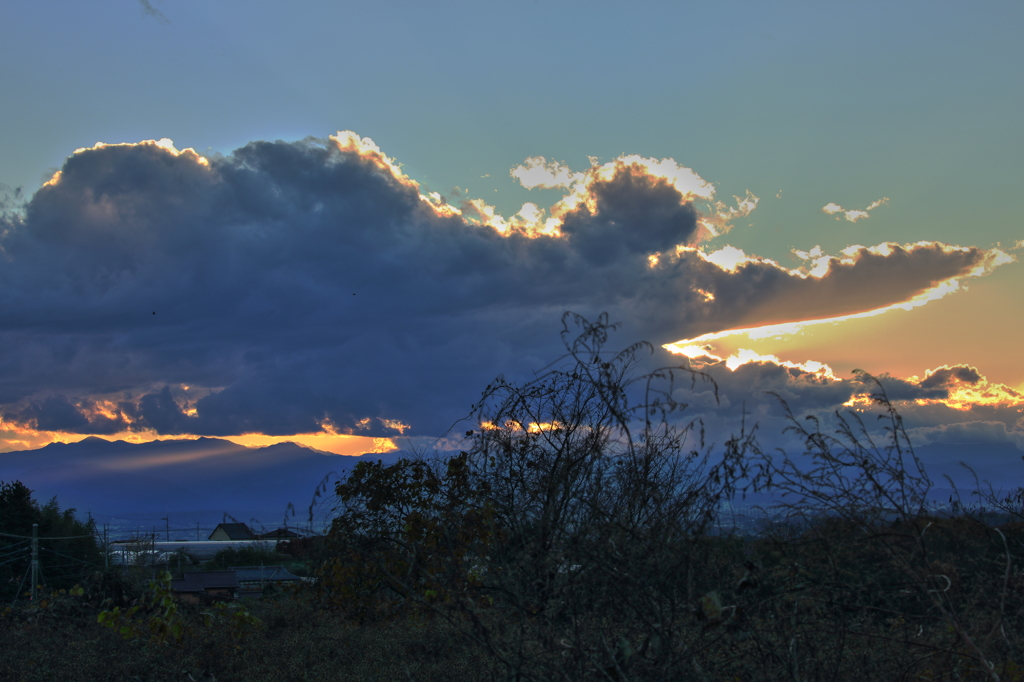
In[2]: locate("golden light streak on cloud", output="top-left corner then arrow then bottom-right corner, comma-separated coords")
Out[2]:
667,243 -> 1013,356
666,277 -> 960,353
42,139 -> 211,190
329,131 -> 467,220
667,343 -> 838,378
695,288 -> 715,302
842,393 -> 875,409
722,349 -> 838,379
423,191 -> 463,218
330,131 -> 412,185
462,198 -> 561,237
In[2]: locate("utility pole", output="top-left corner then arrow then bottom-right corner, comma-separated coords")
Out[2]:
162,516 -> 169,541
103,524 -> 109,570
30,523 -> 38,602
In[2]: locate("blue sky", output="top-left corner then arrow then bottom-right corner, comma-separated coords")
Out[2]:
0,1 -> 1020,456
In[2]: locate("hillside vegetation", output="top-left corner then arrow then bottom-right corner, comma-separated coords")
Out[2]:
2,314 -> 1023,681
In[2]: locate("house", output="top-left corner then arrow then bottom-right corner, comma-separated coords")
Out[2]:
170,571 -> 240,604
208,523 -> 255,541
254,527 -> 301,541
230,565 -> 303,598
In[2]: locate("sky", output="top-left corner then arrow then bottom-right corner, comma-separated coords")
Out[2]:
0,1 -> 1021,459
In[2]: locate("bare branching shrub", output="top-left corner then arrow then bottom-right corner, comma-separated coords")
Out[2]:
746,374 -> 1022,682
296,315 -> 1024,680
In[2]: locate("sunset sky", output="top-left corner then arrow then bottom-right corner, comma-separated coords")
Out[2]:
0,1 -> 1020,458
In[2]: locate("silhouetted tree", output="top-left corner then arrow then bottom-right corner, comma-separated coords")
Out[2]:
0,480 -> 102,600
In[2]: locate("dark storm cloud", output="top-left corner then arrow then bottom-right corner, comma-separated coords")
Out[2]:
919,365 -> 982,390
668,244 -> 998,337
558,166 -> 701,265
0,134 -> 1005,438
7,395 -> 128,435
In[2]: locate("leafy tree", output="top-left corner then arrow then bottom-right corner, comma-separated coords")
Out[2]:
319,452 -> 497,620
320,313 -> 759,671
0,480 -> 102,601
204,544 -> 289,571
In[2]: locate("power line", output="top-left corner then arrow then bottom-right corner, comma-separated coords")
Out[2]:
0,540 -> 29,557
0,530 -> 96,540
38,546 -> 104,568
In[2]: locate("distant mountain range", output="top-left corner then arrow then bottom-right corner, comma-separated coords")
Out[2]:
0,437 -> 404,528
0,437 -> 1020,529
910,441 -> 1024,497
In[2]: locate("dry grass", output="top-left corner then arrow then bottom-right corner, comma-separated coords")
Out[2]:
0,590 -> 494,682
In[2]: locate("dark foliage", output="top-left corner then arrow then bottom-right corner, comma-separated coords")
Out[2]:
0,480 -> 103,602
2,314 -> 1023,680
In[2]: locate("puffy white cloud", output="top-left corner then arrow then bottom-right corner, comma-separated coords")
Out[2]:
822,196 -> 890,222
509,156 -> 584,190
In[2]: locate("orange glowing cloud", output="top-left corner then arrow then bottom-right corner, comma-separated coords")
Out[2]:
907,365 -> 1024,411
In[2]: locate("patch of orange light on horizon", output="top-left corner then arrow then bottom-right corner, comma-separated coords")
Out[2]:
0,424 -> 202,454
225,433 -> 397,457
0,429 -> 89,453
0,417 -> 396,457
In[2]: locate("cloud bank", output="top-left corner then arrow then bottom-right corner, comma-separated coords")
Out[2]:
0,133 -> 1011,444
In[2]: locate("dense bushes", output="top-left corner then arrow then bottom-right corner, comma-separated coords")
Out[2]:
0,480 -> 103,602
317,314 -> 1024,681
204,544 -> 291,571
